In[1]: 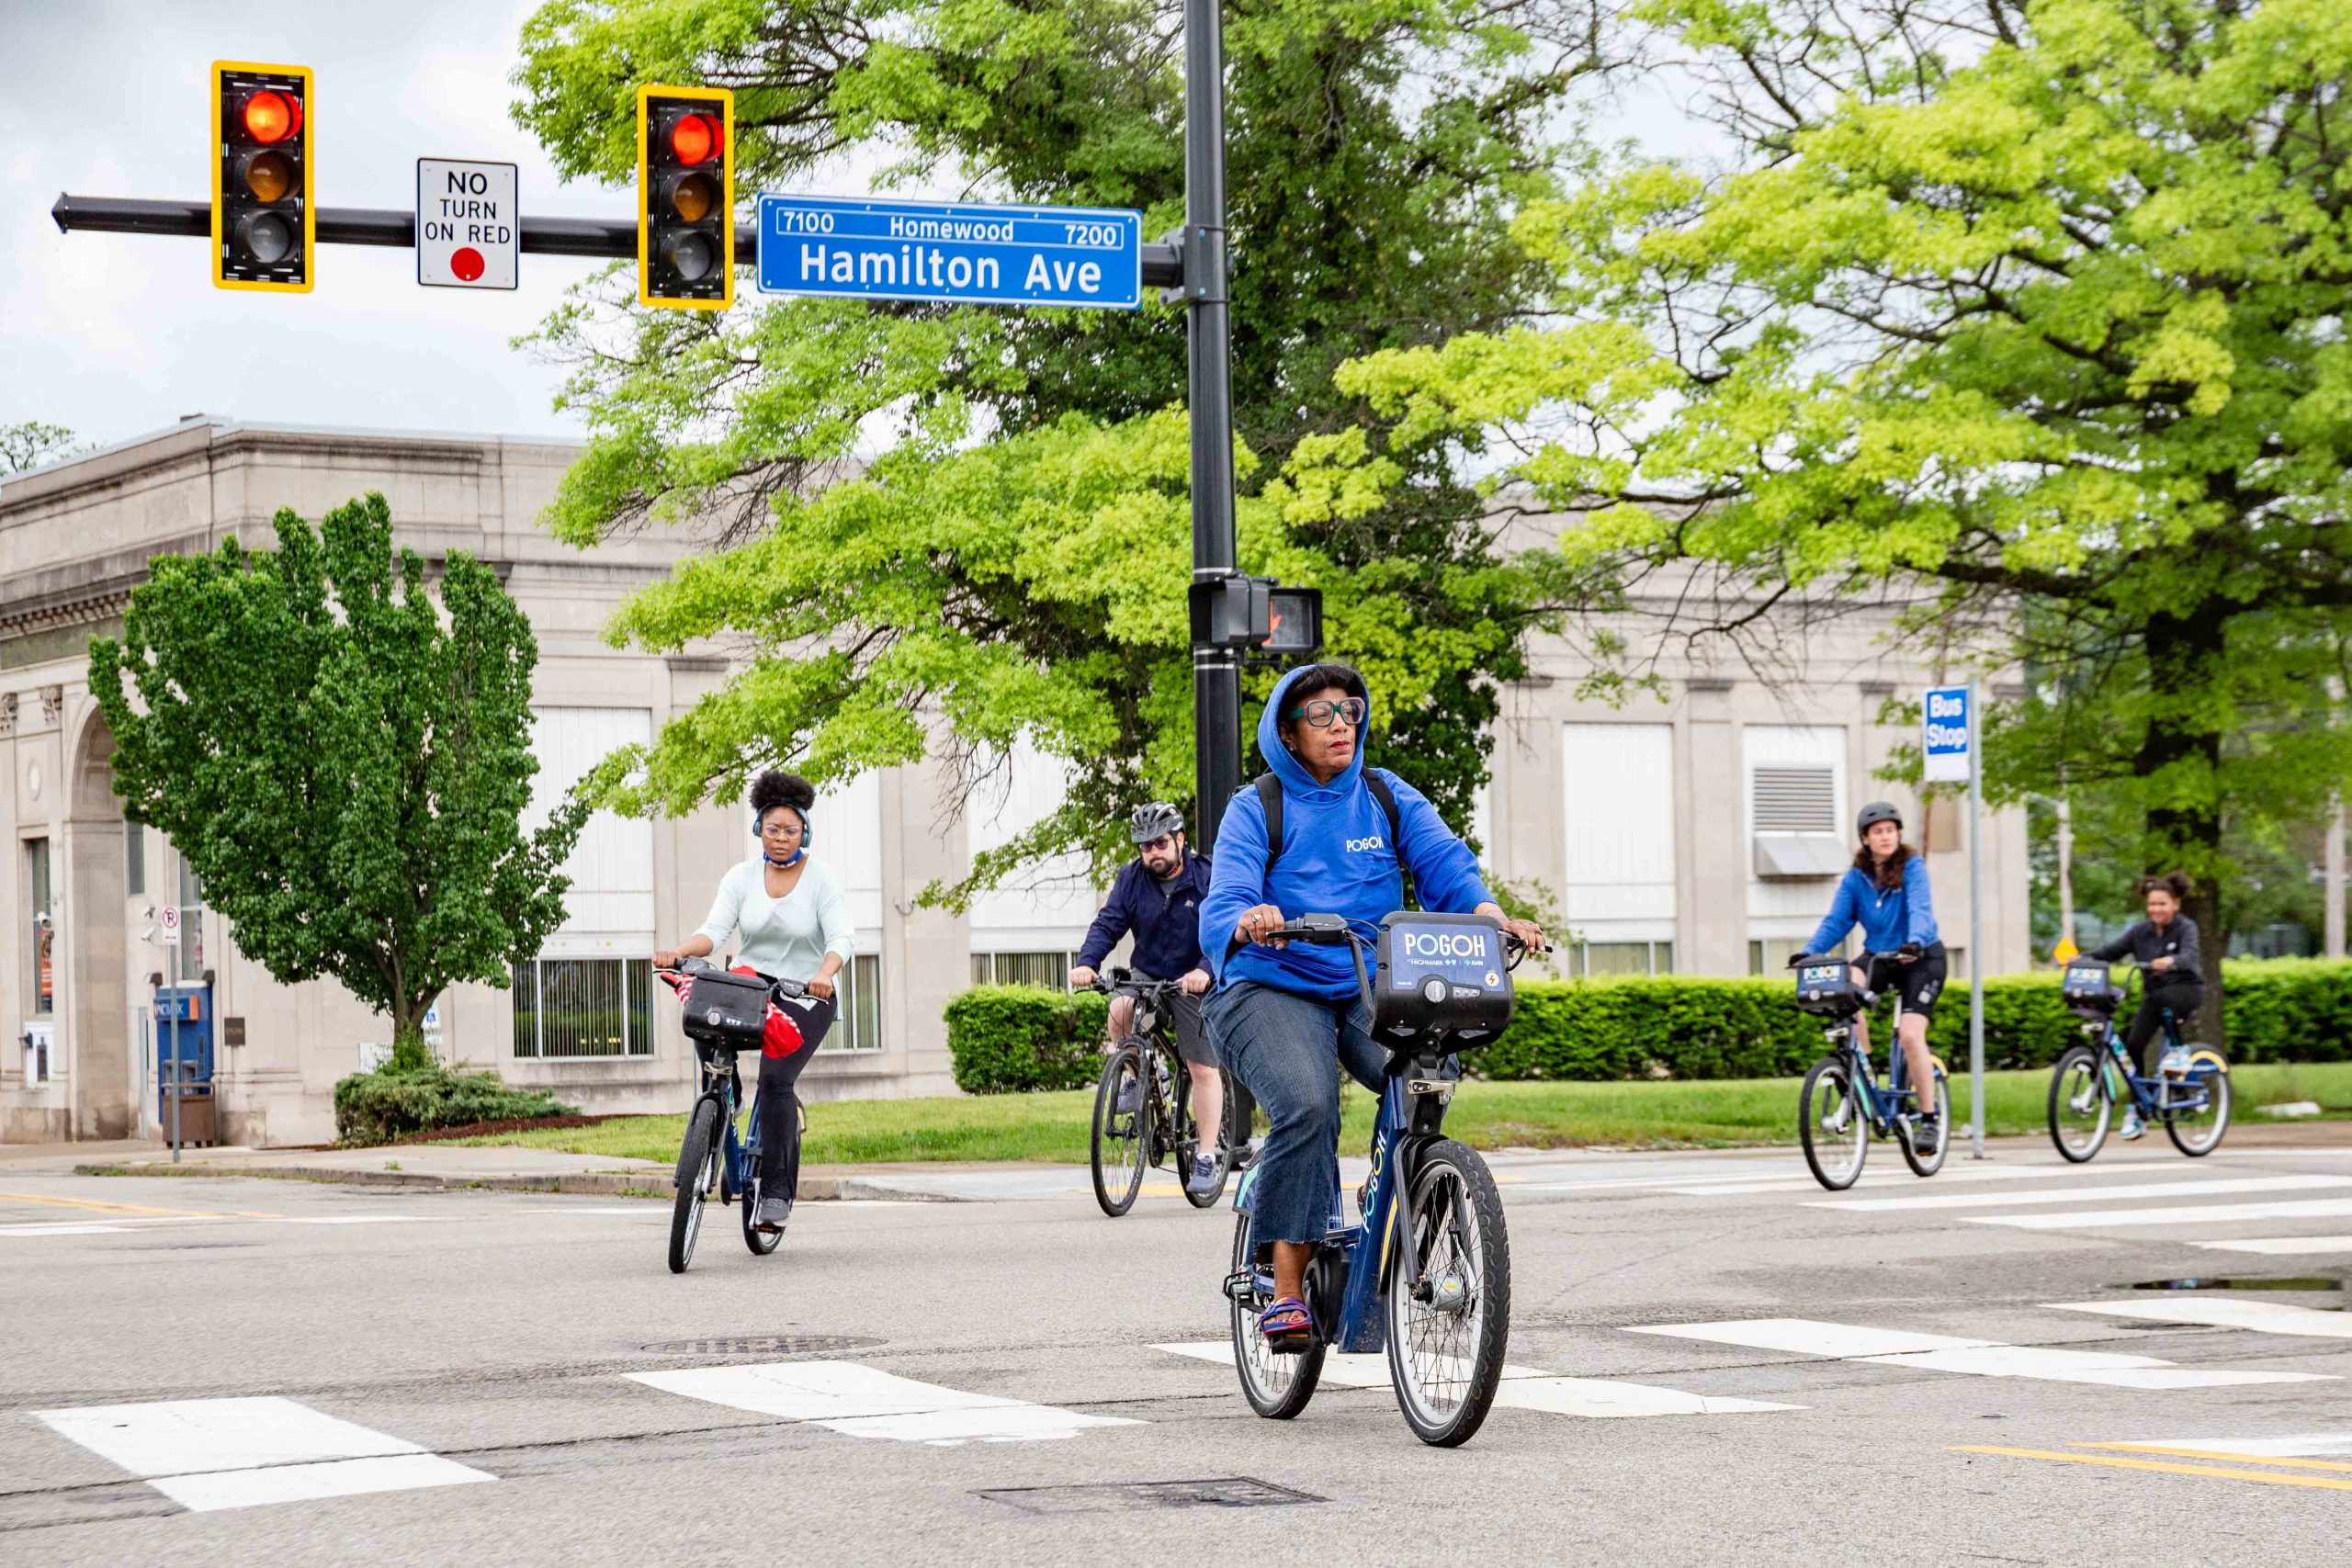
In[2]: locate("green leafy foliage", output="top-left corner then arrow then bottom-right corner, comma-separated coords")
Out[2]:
509,0 -> 1607,882
944,985 -> 1109,1093
88,494 -> 592,1050
333,1061 -> 581,1145
0,421 -> 82,475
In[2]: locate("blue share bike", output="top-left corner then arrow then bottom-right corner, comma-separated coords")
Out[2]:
1225,910 -> 1527,1448
658,958 -> 812,1274
2049,958 -> 2230,1162
1793,953 -> 1952,1190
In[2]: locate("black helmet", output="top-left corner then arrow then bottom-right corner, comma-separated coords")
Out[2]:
1856,801 -> 1904,839
1129,802 -> 1184,844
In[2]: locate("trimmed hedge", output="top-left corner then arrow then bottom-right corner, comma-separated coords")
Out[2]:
944,960 -> 2352,1091
944,986 -> 1110,1094
334,1062 -> 579,1145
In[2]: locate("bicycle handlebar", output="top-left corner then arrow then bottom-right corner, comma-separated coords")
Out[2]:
1226,912 -> 1534,965
656,957 -> 811,1000
1086,967 -> 1187,998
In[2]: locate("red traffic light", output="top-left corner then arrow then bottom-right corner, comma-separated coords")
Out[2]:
670,113 -> 720,165
242,89 -> 302,144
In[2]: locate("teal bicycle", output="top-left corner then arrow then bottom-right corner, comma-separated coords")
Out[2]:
2049,960 -> 2230,1161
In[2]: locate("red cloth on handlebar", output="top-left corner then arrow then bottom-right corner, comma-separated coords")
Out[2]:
732,964 -> 807,1059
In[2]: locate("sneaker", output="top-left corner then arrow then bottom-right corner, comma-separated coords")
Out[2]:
1186,1153 -> 1220,1197
756,1196 -> 790,1232
1114,1077 -> 1139,1116
2119,1111 -> 2145,1140
2159,1045 -> 2190,1077
1910,1114 -> 1940,1156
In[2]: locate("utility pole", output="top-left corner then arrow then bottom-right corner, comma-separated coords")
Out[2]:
1182,0 -> 1241,854
1967,679 -> 1986,1159
2055,793 -> 2076,952
2327,799 -> 2346,961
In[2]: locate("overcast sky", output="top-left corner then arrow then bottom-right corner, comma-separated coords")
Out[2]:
2,3 -> 1715,464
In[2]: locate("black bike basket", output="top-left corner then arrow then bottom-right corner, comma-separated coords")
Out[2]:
2061,960 -> 2122,1016
1793,958 -> 1862,1018
1372,912 -> 1515,1049
678,968 -> 772,1051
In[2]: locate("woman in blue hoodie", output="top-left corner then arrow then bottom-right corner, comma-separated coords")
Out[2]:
1797,801 -> 1946,1152
1201,662 -> 1545,1348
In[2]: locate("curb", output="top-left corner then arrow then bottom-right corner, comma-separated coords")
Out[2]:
68,1163 -> 967,1202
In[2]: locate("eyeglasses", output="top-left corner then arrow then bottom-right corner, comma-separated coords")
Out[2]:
1283,696 -> 1366,729
760,816 -> 803,835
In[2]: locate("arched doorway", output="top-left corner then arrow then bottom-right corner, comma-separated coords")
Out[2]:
62,705 -> 133,1139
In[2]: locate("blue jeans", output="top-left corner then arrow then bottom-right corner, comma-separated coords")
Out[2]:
1206,981 -> 1385,1247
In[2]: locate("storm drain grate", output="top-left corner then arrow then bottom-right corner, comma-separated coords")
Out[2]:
639,1335 -> 884,1357
978,1478 -> 1326,1516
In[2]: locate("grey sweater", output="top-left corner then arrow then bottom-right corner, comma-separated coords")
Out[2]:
2090,916 -> 2202,988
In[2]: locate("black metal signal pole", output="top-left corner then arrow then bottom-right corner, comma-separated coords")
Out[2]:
1182,0 -> 1242,854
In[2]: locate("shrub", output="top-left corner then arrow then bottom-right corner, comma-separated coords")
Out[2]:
334,1061 -> 578,1145
944,986 -> 1109,1094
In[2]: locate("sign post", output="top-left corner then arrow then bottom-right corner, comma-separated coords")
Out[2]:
159,902 -> 182,1163
416,159 -> 518,289
1923,684 -> 1984,1158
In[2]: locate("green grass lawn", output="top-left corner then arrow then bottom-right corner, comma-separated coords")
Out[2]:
436,1059 -> 2352,1167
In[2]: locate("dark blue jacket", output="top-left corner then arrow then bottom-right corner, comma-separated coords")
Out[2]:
1807,857 -> 1939,957
1201,665 -> 1494,1001
1076,851 -> 1213,979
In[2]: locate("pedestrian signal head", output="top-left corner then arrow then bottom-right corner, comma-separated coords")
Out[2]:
212,62 -> 313,292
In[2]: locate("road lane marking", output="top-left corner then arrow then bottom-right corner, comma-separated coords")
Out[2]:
2084,1443 -> 2352,1472
1965,1196 -> 2352,1230
2085,1433 -> 2352,1458
32,1396 -> 493,1512
628,1361 -> 1140,1446
0,1191 -> 277,1219
2048,1298 -> 2352,1339
1151,1342 -> 1800,1416
2193,1235 -> 2352,1256
1951,1446 -> 2352,1492
1812,1174 -> 2352,1213
1624,1317 -> 2329,1387
0,1222 -> 133,1235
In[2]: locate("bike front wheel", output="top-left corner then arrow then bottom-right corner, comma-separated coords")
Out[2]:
2048,1044 -> 2110,1162
1385,1139 -> 1510,1448
1229,1209 -> 1322,1419
2165,1048 -> 2231,1156
1799,1055 -> 1868,1190
1090,1044 -> 1149,1217
1901,1056 -> 1951,1178
668,1095 -> 721,1274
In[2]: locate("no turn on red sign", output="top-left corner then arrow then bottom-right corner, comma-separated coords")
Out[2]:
416,159 -> 518,289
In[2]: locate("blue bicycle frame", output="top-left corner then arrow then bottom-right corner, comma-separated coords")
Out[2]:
2089,1004 -> 2212,1119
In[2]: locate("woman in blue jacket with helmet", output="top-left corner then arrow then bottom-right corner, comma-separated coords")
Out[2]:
1201,662 -> 1546,1348
1796,801 -> 1947,1152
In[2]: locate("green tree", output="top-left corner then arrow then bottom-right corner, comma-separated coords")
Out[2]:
1,421 -> 83,475
1313,0 -> 2352,1038
508,0 -> 1604,879
89,493 -> 590,1064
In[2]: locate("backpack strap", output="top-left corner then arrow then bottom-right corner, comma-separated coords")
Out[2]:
1254,769 -> 1402,873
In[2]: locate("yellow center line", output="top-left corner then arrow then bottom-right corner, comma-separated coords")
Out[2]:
2081,1443 -> 2352,1473
1952,1446 -> 2352,1493
0,1191 -> 279,1220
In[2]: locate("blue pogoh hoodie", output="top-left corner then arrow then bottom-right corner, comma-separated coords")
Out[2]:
1805,856 -> 1940,958
1200,665 -> 1495,1002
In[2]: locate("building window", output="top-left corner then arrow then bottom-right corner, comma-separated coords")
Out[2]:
126,822 -> 145,897
26,838 -> 54,1015
1751,765 -> 1838,833
511,958 -> 655,1059
831,953 -> 885,1053
1561,723 -> 1677,927
972,951 -> 1074,989
1566,940 -> 1673,977
1749,938 -> 1815,975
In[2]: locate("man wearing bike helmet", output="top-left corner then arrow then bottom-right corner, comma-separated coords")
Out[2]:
1794,801 -> 1948,1155
1069,803 -> 1244,1196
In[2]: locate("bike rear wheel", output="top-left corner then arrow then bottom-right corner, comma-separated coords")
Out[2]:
1799,1055 -> 1867,1190
1900,1055 -> 1951,1178
2048,1044 -> 2110,1162
668,1095 -> 720,1274
2165,1048 -> 2231,1156
1090,1044 -> 1149,1217
1229,1209 -> 1322,1418
1385,1139 -> 1510,1448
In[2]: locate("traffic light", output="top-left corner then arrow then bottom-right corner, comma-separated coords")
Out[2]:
637,85 -> 734,310
211,61 -> 313,292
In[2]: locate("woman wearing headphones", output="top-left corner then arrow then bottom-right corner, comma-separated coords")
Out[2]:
654,771 -> 853,1233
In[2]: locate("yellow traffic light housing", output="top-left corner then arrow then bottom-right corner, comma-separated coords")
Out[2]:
637,85 -> 734,310
211,61 -> 313,292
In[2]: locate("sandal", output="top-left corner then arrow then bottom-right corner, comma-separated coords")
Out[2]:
1258,1295 -> 1313,1351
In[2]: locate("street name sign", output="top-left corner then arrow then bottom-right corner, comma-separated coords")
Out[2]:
1923,684 -> 1973,784
416,159 -> 519,289
755,193 -> 1141,310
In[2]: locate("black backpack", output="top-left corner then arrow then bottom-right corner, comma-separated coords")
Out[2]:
1253,770 -> 1402,872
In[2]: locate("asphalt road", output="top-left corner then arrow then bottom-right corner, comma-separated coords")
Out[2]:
6,1138 -> 2351,1566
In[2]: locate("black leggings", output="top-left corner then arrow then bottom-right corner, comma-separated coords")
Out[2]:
756,995 -> 835,1200
2125,985 -> 2200,1077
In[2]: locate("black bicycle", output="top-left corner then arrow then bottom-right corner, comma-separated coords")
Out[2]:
657,959 -> 812,1273
1087,971 -> 1236,1216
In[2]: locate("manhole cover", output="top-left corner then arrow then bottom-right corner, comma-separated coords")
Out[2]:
639,1335 -> 883,1357
2128,1276 -> 2344,1295
978,1478 -> 1325,1516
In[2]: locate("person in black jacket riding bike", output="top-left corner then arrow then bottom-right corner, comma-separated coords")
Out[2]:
2085,871 -> 2204,1140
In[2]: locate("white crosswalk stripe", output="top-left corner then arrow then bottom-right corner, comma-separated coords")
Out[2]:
1623,1317 -> 2332,1388
1965,1196 -> 2352,1230
32,1397 -> 494,1512
2193,1235 -> 2352,1256
1152,1341 -> 1800,1416
1810,1174 -> 2352,1213
2049,1298 -> 2352,1339
628,1361 -> 1141,1446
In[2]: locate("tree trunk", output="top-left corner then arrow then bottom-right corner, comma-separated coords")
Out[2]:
389,998 -> 434,1073
2136,601 -> 2228,1049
